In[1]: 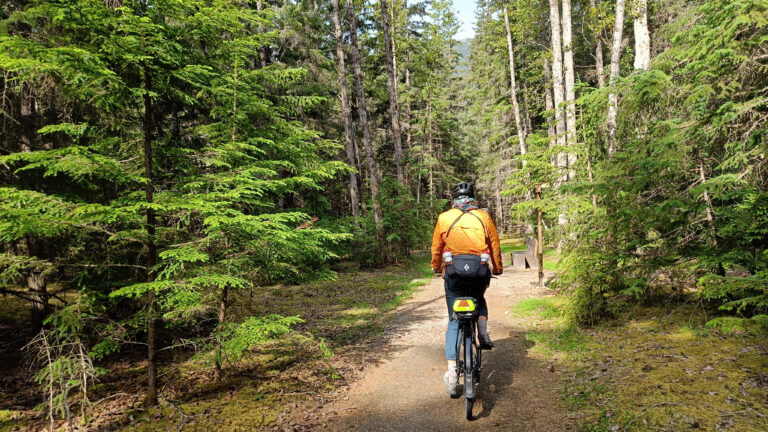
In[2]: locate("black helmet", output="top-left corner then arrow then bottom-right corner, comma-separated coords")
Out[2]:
452,182 -> 475,199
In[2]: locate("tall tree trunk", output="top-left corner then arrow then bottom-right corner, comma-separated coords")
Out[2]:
19,81 -> 50,332
351,120 -> 368,216
543,58 -> 557,155
562,0 -> 577,180
404,0 -> 412,187
607,0 -> 626,156
416,87 -> 432,204
380,0 -> 404,184
503,7 -> 527,163
522,79 -> 533,135
215,284 -> 228,380
591,0 -> 605,88
28,270 -> 48,333
257,0 -> 267,68
19,81 -> 36,153
346,0 -> 384,239
332,0 -> 360,217
633,0 -> 651,70
142,64 -> 159,407
547,0 -> 567,176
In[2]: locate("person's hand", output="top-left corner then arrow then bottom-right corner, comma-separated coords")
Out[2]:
492,270 -> 503,276
433,268 -> 442,277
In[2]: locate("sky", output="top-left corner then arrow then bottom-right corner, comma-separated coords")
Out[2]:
452,0 -> 477,40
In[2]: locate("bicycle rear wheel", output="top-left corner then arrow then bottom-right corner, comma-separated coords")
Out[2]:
465,397 -> 474,420
463,331 -> 475,399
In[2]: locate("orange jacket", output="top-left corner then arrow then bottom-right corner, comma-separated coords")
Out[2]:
431,208 -> 503,275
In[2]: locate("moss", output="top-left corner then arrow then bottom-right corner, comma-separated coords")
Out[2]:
0,410 -> 27,432
517,298 -> 768,431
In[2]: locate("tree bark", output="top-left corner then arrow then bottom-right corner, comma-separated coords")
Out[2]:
19,81 -> 50,332
607,0 -> 626,156
380,0 -> 404,184
28,271 -> 48,333
142,64 -> 159,407
562,0 -> 577,180
257,0 -> 267,68
416,86 -> 432,204
591,0 -> 605,88
19,81 -> 36,153
522,79 -> 533,136
215,283 -> 228,380
547,0 -> 567,174
332,0 -> 361,217
346,0 -> 384,239
543,58 -> 557,154
633,0 -> 651,70
503,7 -> 527,164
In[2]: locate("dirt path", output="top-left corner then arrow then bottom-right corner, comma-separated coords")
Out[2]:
323,265 -> 572,431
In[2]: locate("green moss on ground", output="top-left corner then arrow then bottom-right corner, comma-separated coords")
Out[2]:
513,297 -> 768,432
0,409 -> 28,432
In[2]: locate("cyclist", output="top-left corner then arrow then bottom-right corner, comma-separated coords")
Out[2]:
431,181 -> 503,396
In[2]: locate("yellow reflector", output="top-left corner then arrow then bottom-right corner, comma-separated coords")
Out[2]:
452,298 -> 476,312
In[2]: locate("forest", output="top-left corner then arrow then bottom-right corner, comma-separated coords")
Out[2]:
0,0 -> 766,430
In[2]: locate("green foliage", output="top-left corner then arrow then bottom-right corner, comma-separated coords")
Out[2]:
218,315 -> 304,363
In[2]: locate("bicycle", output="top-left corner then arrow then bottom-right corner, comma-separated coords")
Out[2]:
451,296 -> 483,420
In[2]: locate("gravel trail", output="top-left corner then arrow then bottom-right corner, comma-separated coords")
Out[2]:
323,265 -> 572,431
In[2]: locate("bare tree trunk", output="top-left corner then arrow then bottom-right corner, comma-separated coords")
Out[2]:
404,3 -> 413,187
142,64 -> 159,407
607,0 -> 626,156
543,58 -> 556,154
257,0 -> 267,68
346,0 -> 384,239
562,0 -> 577,180
19,81 -> 51,332
633,0 -> 651,70
28,271 -> 48,333
351,121 -> 368,216
522,79 -> 533,135
405,60 -> 412,174
547,0 -> 567,175
380,0 -> 404,184
332,0 -> 360,217
416,87 -> 432,204
698,154 -> 714,225
215,284 -> 227,380
19,81 -> 36,153
591,0 -> 605,88
503,7 -> 527,163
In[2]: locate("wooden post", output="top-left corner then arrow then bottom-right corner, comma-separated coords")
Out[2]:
537,184 -> 544,287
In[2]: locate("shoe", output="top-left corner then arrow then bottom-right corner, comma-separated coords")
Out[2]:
479,334 -> 495,350
443,369 -> 459,396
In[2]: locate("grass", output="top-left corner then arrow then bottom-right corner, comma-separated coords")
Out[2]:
500,237 -> 562,270
513,296 -> 768,432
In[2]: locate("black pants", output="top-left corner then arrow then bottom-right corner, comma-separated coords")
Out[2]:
444,272 -> 490,360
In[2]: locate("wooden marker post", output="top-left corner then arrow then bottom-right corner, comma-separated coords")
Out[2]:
536,184 -> 544,287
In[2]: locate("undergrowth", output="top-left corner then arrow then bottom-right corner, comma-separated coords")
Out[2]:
513,296 -> 768,432
120,255 -> 434,431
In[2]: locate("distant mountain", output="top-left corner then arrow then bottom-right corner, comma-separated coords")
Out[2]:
454,38 -> 471,73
